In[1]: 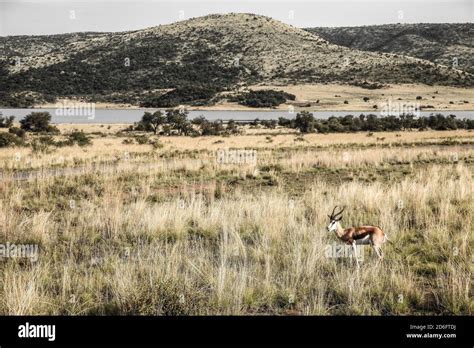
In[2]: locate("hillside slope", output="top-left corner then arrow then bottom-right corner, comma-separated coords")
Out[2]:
1,14 -> 472,107
306,23 -> 474,74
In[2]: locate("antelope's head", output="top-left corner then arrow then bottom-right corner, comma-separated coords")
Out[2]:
326,206 -> 345,232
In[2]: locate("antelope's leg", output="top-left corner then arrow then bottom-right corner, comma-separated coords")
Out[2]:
374,245 -> 383,260
352,241 -> 360,268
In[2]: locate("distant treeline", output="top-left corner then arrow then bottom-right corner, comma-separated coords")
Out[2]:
133,111 -> 474,136
1,112 -> 473,148
277,112 -> 474,133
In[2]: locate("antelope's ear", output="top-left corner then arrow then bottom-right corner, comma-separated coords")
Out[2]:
336,216 -> 343,221
327,215 -> 331,219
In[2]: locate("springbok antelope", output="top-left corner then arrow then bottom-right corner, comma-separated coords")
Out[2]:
326,206 -> 388,267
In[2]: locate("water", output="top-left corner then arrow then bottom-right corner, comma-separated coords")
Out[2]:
0,108 -> 473,124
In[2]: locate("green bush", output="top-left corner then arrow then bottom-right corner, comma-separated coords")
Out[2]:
69,131 -> 92,146
20,112 -> 59,133
135,135 -> 149,144
8,127 -> 25,138
294,111 -> 315,133
137,111 -> 165,134
0,132 -> 23,147
0,115 -> 15,128
230,90 -> 296,108
140,86 -> 218,108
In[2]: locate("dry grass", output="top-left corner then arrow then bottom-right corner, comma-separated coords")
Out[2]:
246,83 -> 474,111
35,83 -> 474,111
0,129 -> 472,315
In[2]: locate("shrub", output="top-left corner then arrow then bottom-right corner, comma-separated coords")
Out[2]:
0,115 -> 15,128
135,135 -> 150,144
165,109 -> 193,136
294,111 -> 315,133
230,90 -> 296,108
69,131 -> 92,146
20,112 -> 59,133
261,120 -> 277,129
226,120 -> 239,134
278,117 -> 293,127
151,140 -> 164,149
140,86 -> 218,108
191,116 -> 207,125
137,111 -> 166,134
200,120 -> 225,136
9,127 -> 25,138
0,132 -> 23,147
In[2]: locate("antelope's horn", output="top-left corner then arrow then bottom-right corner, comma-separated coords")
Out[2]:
333,206 -> 345,219
329,205 -> 339,219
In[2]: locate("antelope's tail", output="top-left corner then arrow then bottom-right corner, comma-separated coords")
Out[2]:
384,232 -> 402,253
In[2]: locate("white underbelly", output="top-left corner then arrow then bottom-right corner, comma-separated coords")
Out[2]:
355,235 -> 371,245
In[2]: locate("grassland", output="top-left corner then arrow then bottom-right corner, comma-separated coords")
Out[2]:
0,126 -> 472,315
35,83 -> 474,111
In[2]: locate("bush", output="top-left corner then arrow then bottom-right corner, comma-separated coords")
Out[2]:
20,112 -> 59,133
200,120 -> 225,136
229,90 -> 296,108
261,120 -> 277,129
278,117 -> 293,127
165,109 -> 193,135
0,115 -> 15,128
137,111 -> 166,134
140,86 -> 218,108
135,135 -> 150,144
0,132 -> 23,147
31,140 -> 51,153
294,111 -> 315,133
151,140 -> 164,149
9,127 -> 25,138
226,120 -> 240,134
68,131 -> 92,146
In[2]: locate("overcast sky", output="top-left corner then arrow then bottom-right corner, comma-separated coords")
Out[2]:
0,0 -> 472,36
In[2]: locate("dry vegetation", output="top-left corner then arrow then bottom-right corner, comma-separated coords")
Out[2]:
0,126 -> 472,315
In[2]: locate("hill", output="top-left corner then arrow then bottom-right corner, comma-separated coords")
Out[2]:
306,23 -> 474,74
0,14 -> 472,107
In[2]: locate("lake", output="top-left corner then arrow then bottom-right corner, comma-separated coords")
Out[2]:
1,108 -> 473,124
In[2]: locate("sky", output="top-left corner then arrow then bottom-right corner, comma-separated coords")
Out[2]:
0,0 -> 472,36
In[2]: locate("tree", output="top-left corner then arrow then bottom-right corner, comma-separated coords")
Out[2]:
0,114 -> 15,128
139,111 -> 166,134
19,112 -> 58,133
166,109 -> 192,135
294,111 -> 315,133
